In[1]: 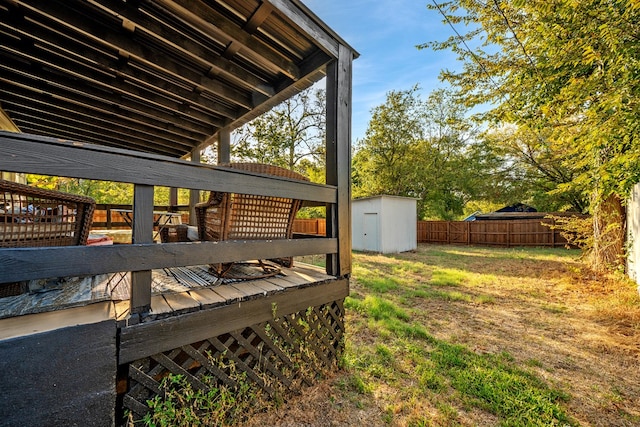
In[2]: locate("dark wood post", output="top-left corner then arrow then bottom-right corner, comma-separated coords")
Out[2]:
169,188 -> 178,211
326,44 -> 354,277
218,127 -> 231,164
106,204 -> 113,229
130,184 -> 154,315
189,147 -> 200,226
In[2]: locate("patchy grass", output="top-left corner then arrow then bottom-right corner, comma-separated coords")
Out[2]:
246,245 -> 640,427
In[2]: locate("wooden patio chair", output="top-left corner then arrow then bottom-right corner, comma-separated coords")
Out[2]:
195,163 -> 309,279
1,179 -> 96,296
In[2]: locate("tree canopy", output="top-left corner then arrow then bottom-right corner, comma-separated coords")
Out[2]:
423,0 -> 640,200
421,0 -> 640,268
353,86 -> 503,220
232,87 -> 326,179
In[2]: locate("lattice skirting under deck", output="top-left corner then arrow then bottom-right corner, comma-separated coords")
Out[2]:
119,299 -> 345,424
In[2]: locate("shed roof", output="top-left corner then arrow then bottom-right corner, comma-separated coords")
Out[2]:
0,0 -> 358,158
352,195 -> 419,202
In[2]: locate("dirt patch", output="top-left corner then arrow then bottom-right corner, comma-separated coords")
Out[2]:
244,245 -> 640,426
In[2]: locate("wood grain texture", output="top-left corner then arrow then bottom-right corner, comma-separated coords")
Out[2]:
119,278 -> 348,363
0,238 -> 337,283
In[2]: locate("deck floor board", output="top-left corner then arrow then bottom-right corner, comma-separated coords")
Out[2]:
0,262 -> 334,320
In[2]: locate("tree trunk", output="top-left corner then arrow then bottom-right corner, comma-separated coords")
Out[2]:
591,193 -> 626,272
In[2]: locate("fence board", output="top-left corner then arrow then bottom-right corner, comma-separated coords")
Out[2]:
292,219 -> 326,235
417,219 -> 569,248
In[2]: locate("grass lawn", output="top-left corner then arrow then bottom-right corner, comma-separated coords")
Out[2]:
245,244 -> 640,426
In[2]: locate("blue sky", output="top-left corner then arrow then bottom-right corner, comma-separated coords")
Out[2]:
302,0 -> 461,143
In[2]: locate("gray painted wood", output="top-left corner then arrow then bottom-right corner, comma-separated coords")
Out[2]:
187,288 -> 226,308
230,281 -> 269,298
268,0 -> 340,57
131,185 -> 154,313
0,238 -> 337,283
0,132 -> 336,202
211,285 -> 245,302
217,128 -> 231,164
119,278 -> 348,363
189,147 -> 201,226
249,279 -> 283,294
325,44 -> 354,277
0,319 -> 117,427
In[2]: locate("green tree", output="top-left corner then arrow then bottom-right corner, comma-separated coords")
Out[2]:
27,175 -> 133,204
352,86 -> 425,200
232,87 -> 326,178
353,87 -> 488,220
423,0 -> 640,269
480,125 -> 588,212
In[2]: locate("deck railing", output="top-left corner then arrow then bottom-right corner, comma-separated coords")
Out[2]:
0,131 -> 342,315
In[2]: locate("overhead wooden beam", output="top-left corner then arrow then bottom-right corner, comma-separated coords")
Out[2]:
94,0 -> 276,97
0,38 -> 226,128
245,2 -> 274,33
0,58 -> 220,135
1,89 -> 206,147
1,8 -> 251,116
267,0 -> 340,58
155,0 -> 300,80
8,109 -> 189,157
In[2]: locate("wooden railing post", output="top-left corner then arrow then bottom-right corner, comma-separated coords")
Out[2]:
106,204 -> 113,229
326,45 -> 353,277
189,147 -> 200,226
130,184 -> 154,315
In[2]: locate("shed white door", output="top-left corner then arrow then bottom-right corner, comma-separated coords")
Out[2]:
363,212 -> 379,252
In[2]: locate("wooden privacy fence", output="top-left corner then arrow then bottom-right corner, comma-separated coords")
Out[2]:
94,213 -> 570,248
418,219 -> 569,247
93,207 -> 328,236
292,218 -> 327,235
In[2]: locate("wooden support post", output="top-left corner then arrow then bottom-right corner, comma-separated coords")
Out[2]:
169,188 -> 178,211
106,204 -> 113,229
326,45 -> 353,277
218,128 -> 231,164
189,147 -> 200,226
130,184 -> 154,315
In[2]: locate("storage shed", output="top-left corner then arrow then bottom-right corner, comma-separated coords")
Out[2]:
352,195 -> 417,253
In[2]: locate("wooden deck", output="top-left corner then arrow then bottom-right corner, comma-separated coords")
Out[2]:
0,261 -> 333,323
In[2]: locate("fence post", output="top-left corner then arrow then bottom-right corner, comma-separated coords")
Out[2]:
551,218 -> 556,247
506,222 -> 511,248
447,221 -> 451,244
106,204 -> 112,229
465,222 -> 470,245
